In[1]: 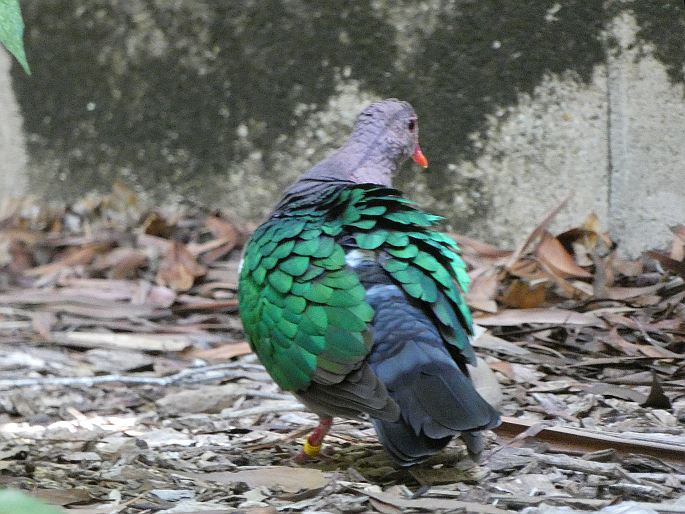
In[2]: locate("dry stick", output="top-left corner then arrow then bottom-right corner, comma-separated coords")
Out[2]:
0,362 -> 266,389
505,193 -> 573,269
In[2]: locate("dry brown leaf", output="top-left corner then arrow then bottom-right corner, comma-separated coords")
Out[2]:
644,250 -> 685,279
183,467 -> 328,493
352,488 -> 510,514
465,269 -> 499,312
24,244 -> 104,276
451,233 -> 512,268
475,308 -> 603,327
671,224 -> 685,241
31,488 -> 92,506
157,241 -> 207,291
613,258 -> 643,277
670,223 -> 685,261
600,328 -> 641,356
466,298 -> 499,313
506,193 -> 572,269
91,248 -> 148,279
466,270 -> 498,300
141,212 -> 174,238
495,416 -> 685,464
137,233 -> 173,252
507,259 -> 547,280
604,283 -> 665,300
669,227 -> 685,262
206,215 -> 238,242
52,331 -> 191,352
182,342 -> 253,362
535,231 -> 593,279
501,280 -> 546,308
489,361 -> 515,380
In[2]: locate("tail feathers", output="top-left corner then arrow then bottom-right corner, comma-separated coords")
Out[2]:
372,417 -> 451,466
404,368 -> 501,438
372,366 -> 500,466
364,282 -> 501,466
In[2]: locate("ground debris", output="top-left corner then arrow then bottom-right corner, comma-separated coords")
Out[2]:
0,188 -> 684,512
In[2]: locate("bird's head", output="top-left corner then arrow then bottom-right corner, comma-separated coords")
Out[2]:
351,98 -> 428,169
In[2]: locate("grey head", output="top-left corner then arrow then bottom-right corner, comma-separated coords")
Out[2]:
288,99 -> 428,194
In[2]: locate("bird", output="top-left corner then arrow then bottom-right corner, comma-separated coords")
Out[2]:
238,98 -> 500,467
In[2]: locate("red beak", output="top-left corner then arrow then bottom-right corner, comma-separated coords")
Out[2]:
412,146 -> 428,168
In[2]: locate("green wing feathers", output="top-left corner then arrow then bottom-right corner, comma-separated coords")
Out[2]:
238,185 -> 474,391
239,213 -> 374,391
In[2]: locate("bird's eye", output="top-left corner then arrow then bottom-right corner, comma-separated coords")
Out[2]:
408,119 -> 416,131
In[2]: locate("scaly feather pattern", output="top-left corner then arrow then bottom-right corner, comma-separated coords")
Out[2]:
239,183 -> 474,393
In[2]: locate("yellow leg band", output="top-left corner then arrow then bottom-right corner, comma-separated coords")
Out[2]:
303,439 -> 322,457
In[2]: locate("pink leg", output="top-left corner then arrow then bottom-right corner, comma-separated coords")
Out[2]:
294,416 -> 333,463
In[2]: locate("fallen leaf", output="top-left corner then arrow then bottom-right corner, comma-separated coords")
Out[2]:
349,487 -> 510,514
24,244 -> 105,277
501,280 -> 546,308
182,342 -> 252,362
495,416 -> 685,464
91,248 -> 147,279
157,384 -> 249,415
141,212 -> 175,238
489,361 -> 515,381
466,270 -> 498,301
157,241 -> 207,291
183,467 -> 328,493
506,194 -> 572,269
605,283 -> 664,300
51,331 -> 191,352
468,357 -> 504,408
475,308 -> 603,327
583,383 -> 647,403
644,250 -> 685,279
535,231 -> 593,279
641,371 -> 673,410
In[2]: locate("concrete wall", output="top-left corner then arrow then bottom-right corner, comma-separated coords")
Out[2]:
0,49 -> 28,203
1,1 -> 684,256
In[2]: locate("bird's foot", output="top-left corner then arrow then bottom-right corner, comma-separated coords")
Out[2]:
293,416 -> 333,464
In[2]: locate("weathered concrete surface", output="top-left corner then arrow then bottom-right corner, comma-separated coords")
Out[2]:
0,49 -> 28,201
607,13 -> 685,257
1,1 -> 684,255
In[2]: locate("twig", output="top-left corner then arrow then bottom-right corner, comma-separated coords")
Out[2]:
533,452 -> 632,480
0,362 -> 266,390
505,194 -> 573,269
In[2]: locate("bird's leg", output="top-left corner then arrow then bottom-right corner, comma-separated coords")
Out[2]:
295,416 -> 333,463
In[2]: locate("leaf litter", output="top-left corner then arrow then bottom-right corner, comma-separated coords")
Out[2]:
0,185 -> 683,513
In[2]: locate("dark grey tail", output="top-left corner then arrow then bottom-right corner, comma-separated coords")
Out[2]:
366,284 -> 501,467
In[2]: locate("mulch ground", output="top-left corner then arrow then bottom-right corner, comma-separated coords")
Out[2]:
0,186 -> 683,513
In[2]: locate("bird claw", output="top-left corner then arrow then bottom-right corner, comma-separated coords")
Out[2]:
293,449 -> 312,465
293,446 -> 334,464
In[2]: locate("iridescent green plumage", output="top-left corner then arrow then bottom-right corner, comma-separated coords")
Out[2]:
238,185 -> 473,391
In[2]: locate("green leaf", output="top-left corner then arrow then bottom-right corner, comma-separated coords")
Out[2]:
0,490 -> 64,514
0,0 -> 30,74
